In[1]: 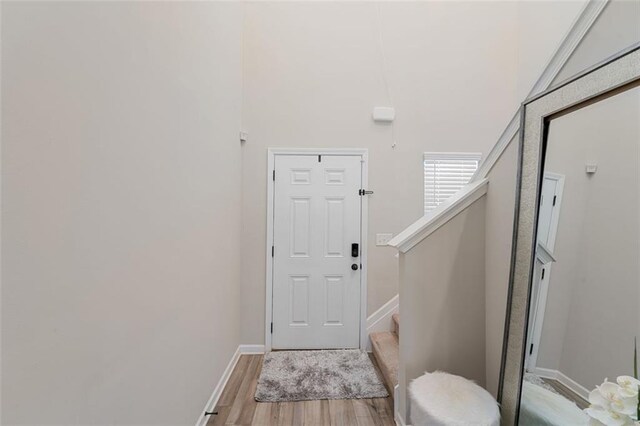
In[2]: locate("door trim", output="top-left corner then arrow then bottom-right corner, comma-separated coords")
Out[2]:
265,148 -> 369,352
539,172 -> 564,253
525,172 -> 564,372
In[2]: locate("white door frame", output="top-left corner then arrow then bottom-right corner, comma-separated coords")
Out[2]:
526,243 -> 556,372
265,148 -> 369,352
526,171 -> 565,371
540,172 -> 565,252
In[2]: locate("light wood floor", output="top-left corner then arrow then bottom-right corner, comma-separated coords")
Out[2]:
206,354 -> 396,426
541,378 -> 589,409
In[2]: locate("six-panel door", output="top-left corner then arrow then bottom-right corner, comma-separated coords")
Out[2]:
271,155 -> 362,349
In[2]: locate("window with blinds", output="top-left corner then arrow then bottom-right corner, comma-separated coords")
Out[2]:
424,152 -> 482,214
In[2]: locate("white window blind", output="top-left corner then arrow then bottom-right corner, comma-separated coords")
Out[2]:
424,152 -> 482,214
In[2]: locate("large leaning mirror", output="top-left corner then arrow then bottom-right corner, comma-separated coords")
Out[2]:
499,44 -> 640,425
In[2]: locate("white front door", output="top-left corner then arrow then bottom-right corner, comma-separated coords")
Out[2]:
525,258 -> 549,372
271,154 -> 362,349
525,172 -> 564,370
536,173 -> 564,250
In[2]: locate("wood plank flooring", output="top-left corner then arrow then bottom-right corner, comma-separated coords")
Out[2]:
206,354 -> 395,426
541,378 -> 589,409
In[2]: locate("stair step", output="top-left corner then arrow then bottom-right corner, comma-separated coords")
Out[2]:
392,313 -> 399,336
370,331 -> 399,393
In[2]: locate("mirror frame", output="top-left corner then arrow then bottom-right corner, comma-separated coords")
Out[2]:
498,43 -> 640,425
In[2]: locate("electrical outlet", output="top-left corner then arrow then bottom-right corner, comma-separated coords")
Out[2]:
376,233 -> 393,246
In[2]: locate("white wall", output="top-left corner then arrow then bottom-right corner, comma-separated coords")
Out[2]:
239,1 -> 584,345
536,86 -> 640,390
554,0 -> 640,84
398,199 -> 486,423
1,3 -> 243,424
515,1 -> 588,101
1,2 -> 623,422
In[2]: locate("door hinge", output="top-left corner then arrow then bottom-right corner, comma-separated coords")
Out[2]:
358,189 -> 374,196
552,195 -> 557,206
272,170 -> 275,181
529,343 -> 534,355
270,322 -> 273,334
271,246 -> 274,257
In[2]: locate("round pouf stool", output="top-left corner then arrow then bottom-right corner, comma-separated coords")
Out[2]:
409,371 -> 500,426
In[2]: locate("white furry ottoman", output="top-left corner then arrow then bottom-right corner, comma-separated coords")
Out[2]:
409,372 -> 500,426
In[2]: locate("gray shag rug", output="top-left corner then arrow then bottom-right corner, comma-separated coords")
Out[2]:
524,373 -> 560,395
255,350 -> 389,402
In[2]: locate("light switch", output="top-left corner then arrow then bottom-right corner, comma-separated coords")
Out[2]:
376,233 -> 393,246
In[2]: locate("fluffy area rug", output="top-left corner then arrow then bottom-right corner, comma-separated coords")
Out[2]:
524,373 -> 560,395
254,350 -> 389,402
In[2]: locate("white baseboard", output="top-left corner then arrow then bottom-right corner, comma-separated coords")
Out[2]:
195,346 -> 242,426
239,344 -> 266,355
393,384 -> 408,426
532,367 -> 589,401
556,371 -> 589,401
366,294 -> 399,351
395,410 -> 409,426
195,344 -> 266,426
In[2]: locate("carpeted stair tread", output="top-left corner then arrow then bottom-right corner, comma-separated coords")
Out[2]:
392,313 -> 400,336
370,331 -> 399,393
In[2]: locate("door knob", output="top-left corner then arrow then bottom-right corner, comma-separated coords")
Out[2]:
351,264 -> 359,271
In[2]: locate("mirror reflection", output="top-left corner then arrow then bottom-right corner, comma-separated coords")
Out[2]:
519,85 -> 640,425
